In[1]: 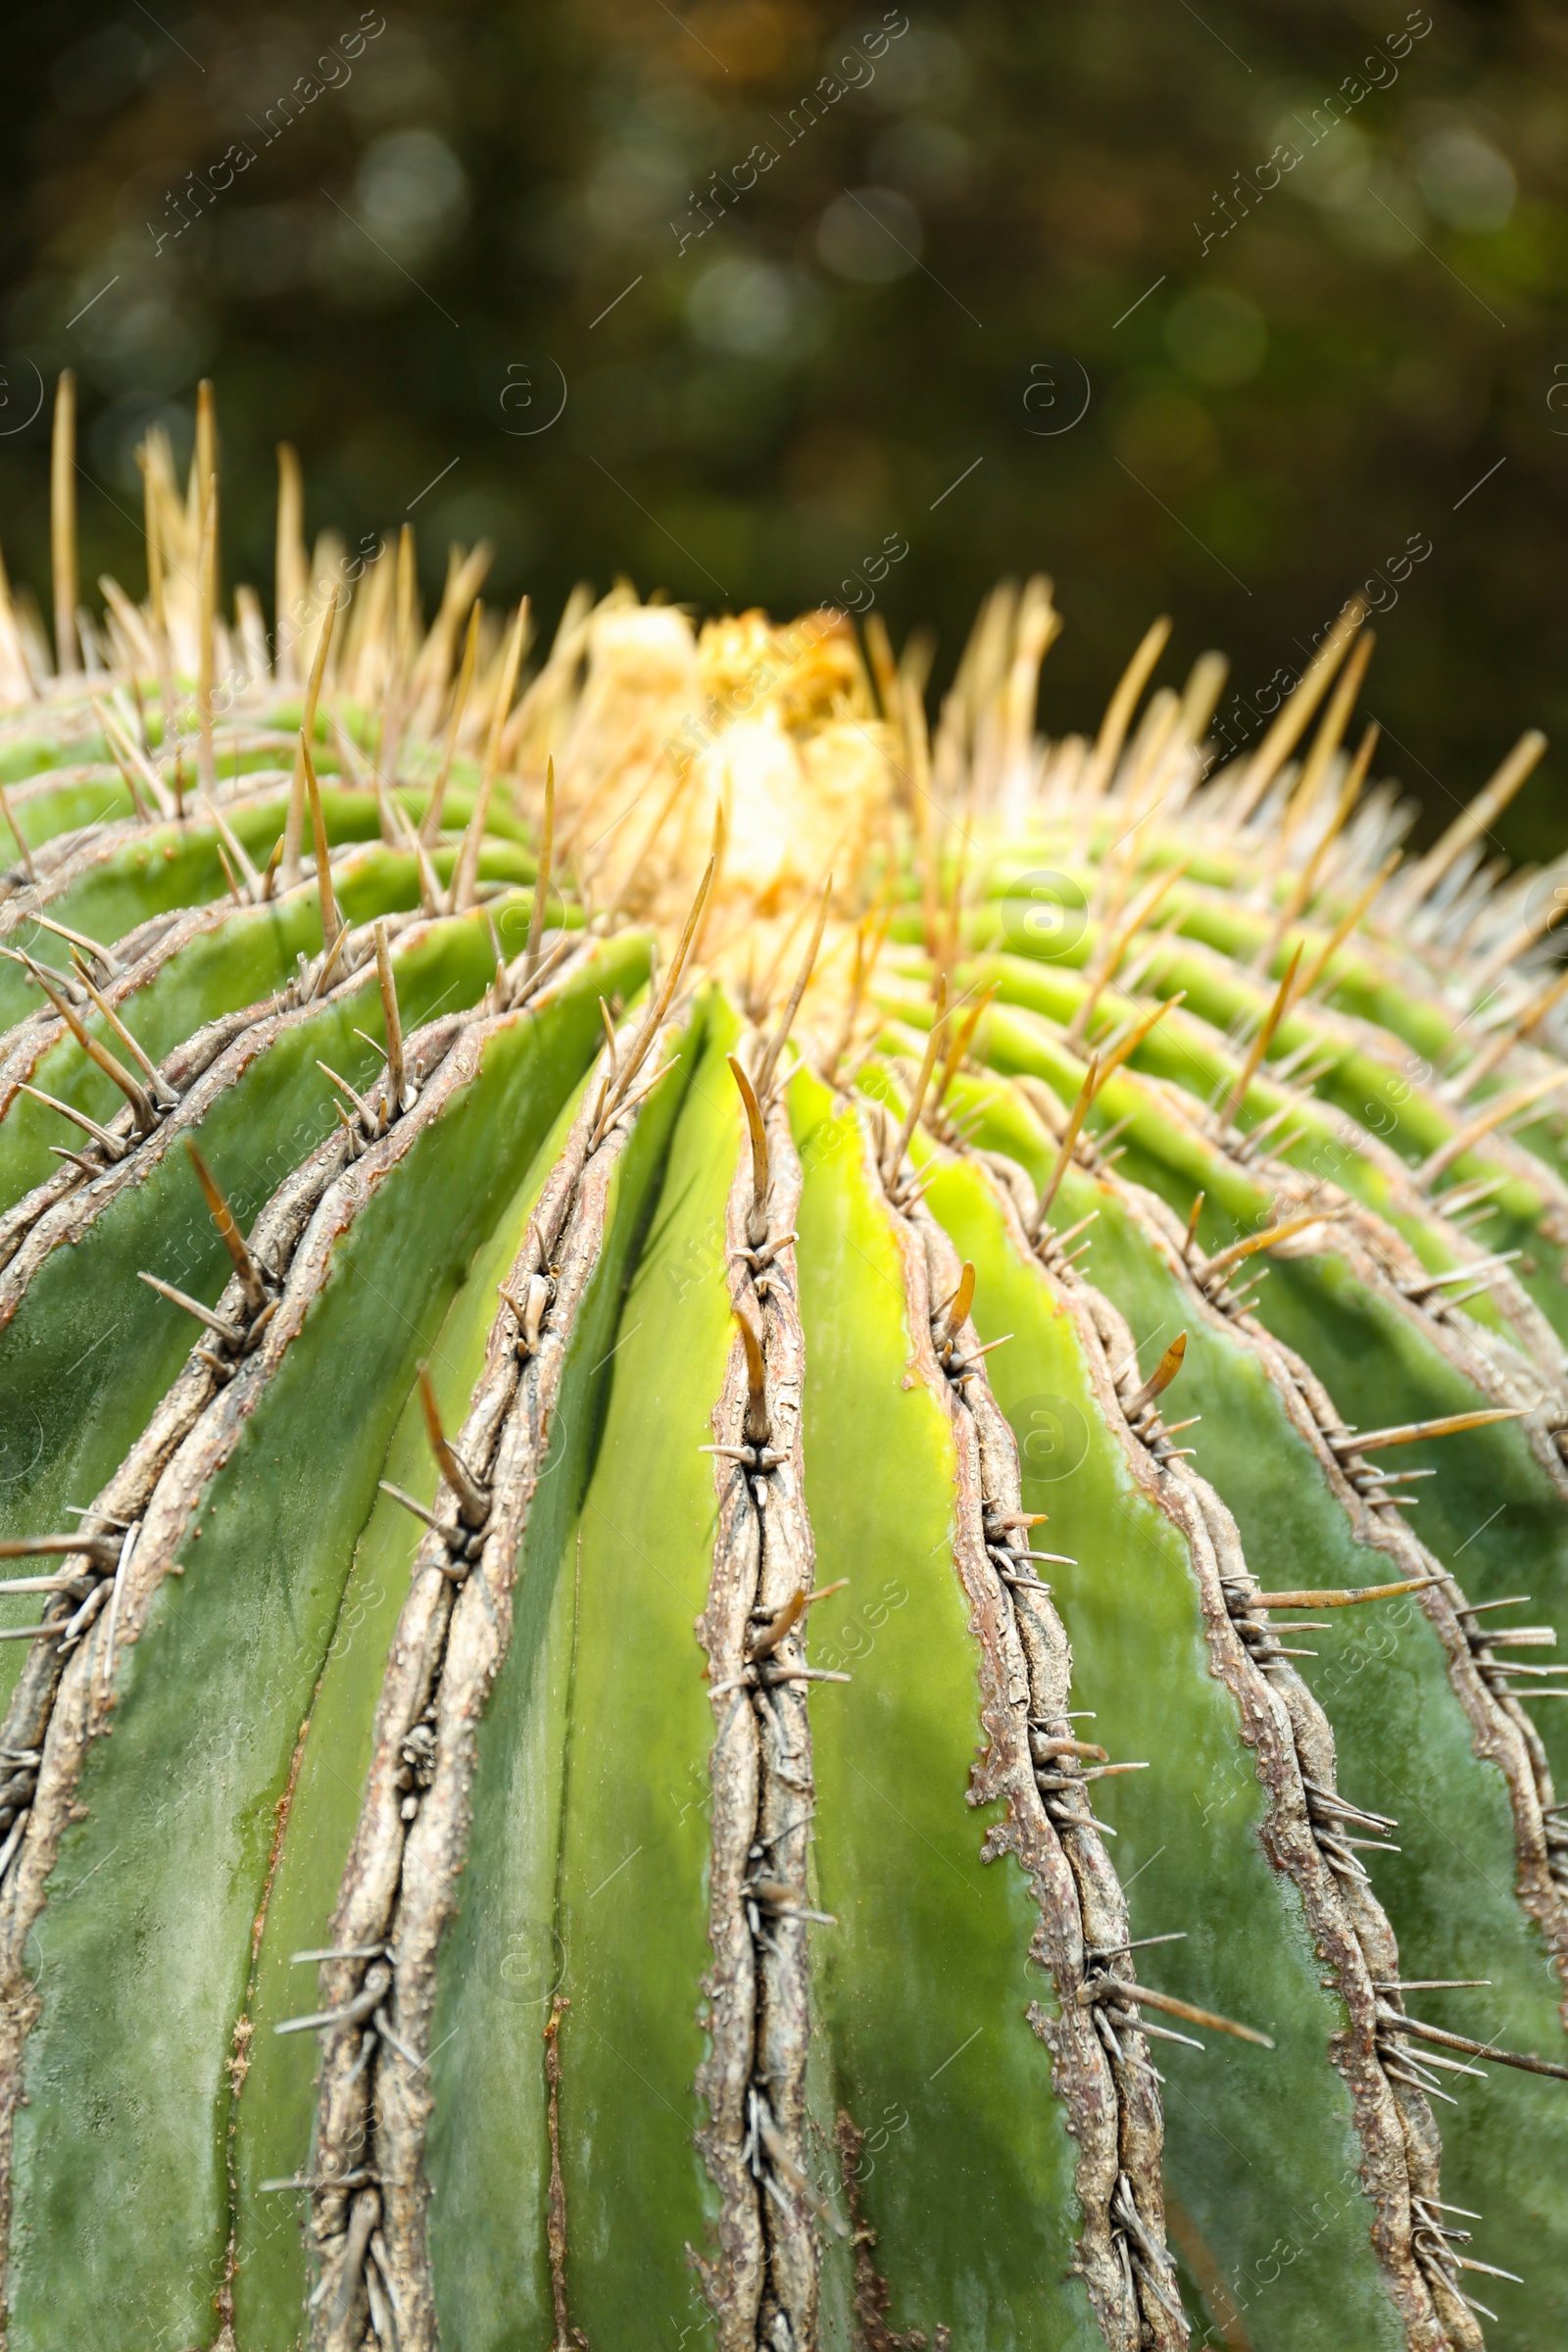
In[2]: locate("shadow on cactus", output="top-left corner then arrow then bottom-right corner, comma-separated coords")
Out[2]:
0,375 -> 1565,2352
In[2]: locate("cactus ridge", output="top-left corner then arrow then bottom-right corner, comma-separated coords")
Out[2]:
1108,1152 -> 1566,1970
0,935 -> 617,2250
926,1067 -> 1568,2332
0,895 -> 488,1283
899,1075 -> 1469,2341
308,984 -> 696,2344
2,384 -> 1568,2345
933,1031 -> 1568,1852
693,1035 -> 820,2348
880,1095 -> 1174,2350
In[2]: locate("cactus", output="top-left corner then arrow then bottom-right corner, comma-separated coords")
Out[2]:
0,379 -> 1565,2352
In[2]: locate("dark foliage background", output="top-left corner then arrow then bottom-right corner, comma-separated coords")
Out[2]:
2,0 -> 1566,855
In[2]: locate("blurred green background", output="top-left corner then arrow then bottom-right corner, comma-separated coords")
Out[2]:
2,0 -> 1566,854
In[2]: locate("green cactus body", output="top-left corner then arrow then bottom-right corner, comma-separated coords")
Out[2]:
0,869 -> 540,1215
790,1066 -> 1116,2352
930,1069 -> 1568,2346
960,932 -> 1568,1353
881,996 -> 1568,1816
3,942 -> 636,2347
3,394 -> 1568,2352
0,908 -> 585,1625
912,1141 -> 1407,2345
231,1004 -> 692,2342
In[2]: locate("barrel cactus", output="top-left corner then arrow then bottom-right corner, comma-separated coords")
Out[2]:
0,376 -> 1566,2352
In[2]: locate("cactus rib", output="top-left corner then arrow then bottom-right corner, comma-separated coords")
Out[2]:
919,1112 -> 1474,2346
1121,1152 -> 1568,1974
307,995 -> 688,2345
694,1033 -> 820,2346
940,1062 -> 1568,2334
866,1088 -> 1177,2348
0,946 -> 624,2342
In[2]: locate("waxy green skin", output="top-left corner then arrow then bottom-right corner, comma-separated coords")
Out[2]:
5,940 -> 644,2352
790,1067 -> 1105,2352
422,1010 -> 699,2349
982,906 -> 1558,1214
0,732 -> 120,790
1252,1254 -> 1568,1795
972,862 -> 1460,1069
0,858 -> 537,1213
0,744 -> 361,836
866,1097 -> 1398,2352
2,769 -> 132,843
1139,886 -> 1568,1276
0,721 -> 523,858
891,955 -> 1530,1353
941,1067 -> 1568,2351
0,790 -> 372,1033
270,1017 -> 1121,2350
0,906 -> 558,1676
230,1003 -> 694,2345
0,747 -> 302,842
1140,882 -> 1462,1068
953,951 -> 1486,1269
952,926 -> 1568,1349
885,988 -> 1568,1799
548,1005 -> 741,2346
227,1074 -> 599,2346
0,894 -> 328,1212
0,789 -> 534,1032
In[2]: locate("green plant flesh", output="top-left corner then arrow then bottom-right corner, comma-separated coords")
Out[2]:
0,405 -> 1566,2352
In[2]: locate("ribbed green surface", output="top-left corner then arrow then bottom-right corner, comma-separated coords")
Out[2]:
792,1068 -> 1104,2352
550,1004 -> 743,2345
422,1007 -> 698,2347
7,961 -> 619,2349
944,1069 -> 1568,2349
5,595 -> 1568,2352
